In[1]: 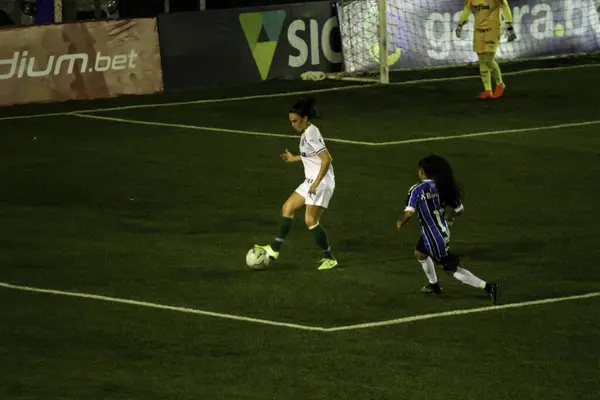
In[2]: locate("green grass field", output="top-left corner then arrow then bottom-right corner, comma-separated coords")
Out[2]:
1,62 -> 600,399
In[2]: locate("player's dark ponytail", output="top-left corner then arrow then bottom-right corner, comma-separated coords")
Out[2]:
418,155 -> 463,208
290,96 -> 318,119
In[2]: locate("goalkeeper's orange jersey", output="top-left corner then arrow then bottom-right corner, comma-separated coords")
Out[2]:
460,0 -> 513,30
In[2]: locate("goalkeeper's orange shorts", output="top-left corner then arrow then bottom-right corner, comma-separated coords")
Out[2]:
473,27 -> 501,54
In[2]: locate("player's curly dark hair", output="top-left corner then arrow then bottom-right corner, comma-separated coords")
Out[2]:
418,154 -> 464,208
290,96 -> 318,119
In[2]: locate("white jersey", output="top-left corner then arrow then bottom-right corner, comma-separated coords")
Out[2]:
299,124 -> 335,187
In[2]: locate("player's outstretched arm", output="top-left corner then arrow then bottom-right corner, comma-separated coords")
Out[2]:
455,0 -> 471,38
500,0 -> 517,41
397,210 -> 415,230
280,149 -> 301,163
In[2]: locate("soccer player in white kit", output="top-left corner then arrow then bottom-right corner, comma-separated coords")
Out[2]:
255,97 -> 338,270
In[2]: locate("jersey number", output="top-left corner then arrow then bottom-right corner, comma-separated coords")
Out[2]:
433,210 -> 449,236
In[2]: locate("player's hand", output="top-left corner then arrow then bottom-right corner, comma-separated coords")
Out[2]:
280,149 -> 294,163
396,220 -> 403,230
506,23 -> 517,42
447,218 -> 455,227
455,24 -> 463,39
308,182 -> 318,197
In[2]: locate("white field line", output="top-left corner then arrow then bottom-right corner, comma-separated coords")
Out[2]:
370,119 -> 600,146
1,281 -> 599,332
71,112 -> 600,147
70,113 -> 375,145
0,281 -> 327,332
0,63 -> 598,122
326,291 -> 600,332
69,113 -> 300,140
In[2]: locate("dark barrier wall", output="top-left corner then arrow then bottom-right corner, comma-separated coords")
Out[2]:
158,1 -> 342,91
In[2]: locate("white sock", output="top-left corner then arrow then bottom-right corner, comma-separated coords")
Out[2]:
418,257 -> 438,284
453,267 -> 486,289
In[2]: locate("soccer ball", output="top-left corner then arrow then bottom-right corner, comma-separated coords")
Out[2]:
246,247 -> 270,270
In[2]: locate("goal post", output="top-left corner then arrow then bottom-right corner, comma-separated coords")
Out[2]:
54,0 -> 63,22
378,0 -> 389,84
333,0 -> 392,84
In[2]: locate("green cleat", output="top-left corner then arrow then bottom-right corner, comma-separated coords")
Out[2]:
253,244 -> 279,260
317,258 -> 339,270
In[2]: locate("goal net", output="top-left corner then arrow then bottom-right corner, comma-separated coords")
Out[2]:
335,0 -> 600,83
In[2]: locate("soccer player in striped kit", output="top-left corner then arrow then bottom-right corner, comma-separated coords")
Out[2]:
255,97 -> 338,271
396,155 -> 498,303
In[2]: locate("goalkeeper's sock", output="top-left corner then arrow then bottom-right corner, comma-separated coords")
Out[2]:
309,223 -> 334,259
485,54 -> 504,86
478,58 -> 492,92
478,56 -> 492,91
271,216 -> 293,251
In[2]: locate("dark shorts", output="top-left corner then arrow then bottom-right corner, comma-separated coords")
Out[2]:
416,237 -> 460,271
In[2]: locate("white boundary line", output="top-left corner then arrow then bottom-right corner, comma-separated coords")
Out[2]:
70,113 -> 300,140
327,291 -> 600,332
0,281 -> 327,332
1,281 -> 599,332
1,63 -> 598,122
71,113 -> 600,147
370,120 -> 600,146
70,113 -> 375,145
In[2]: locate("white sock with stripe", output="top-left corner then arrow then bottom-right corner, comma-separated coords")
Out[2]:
453,267 -> 486,289
418,257 -> 438,284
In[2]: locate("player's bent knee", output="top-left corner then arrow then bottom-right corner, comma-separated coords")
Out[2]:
305,216 -> 319,228
441,254 -> 460,272
281,204 -> 294,218
282,201 -> 301,218
414,250 -> 428,261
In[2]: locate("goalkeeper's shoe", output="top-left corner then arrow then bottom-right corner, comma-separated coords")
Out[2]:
477,90 -> 494,99
421,283 -> 443,294
493,84 -> 506,98
254,244 -> 279,260
317,258 -> 339,270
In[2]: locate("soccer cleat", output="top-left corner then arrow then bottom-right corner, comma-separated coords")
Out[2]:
421,283 -> 443,294
476,90 -> 494,99
493,84 -> 506,98
317,258 -> 339,270
253,244 -> 279,260
485,283 -> 499,304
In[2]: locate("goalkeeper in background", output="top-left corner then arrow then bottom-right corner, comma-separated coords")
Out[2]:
455,0 -> 517,99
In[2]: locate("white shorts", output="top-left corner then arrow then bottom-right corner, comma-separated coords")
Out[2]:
295,179 -> 335,208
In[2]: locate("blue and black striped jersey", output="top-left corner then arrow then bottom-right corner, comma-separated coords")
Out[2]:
405,180 -> 463,259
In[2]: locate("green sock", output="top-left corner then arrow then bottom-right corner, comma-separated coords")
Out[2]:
477,54 -> 491,91
310,224 -> 334,259
487,56 -> 503,85
479,65 -> 492,91
271,216 -> 293,251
